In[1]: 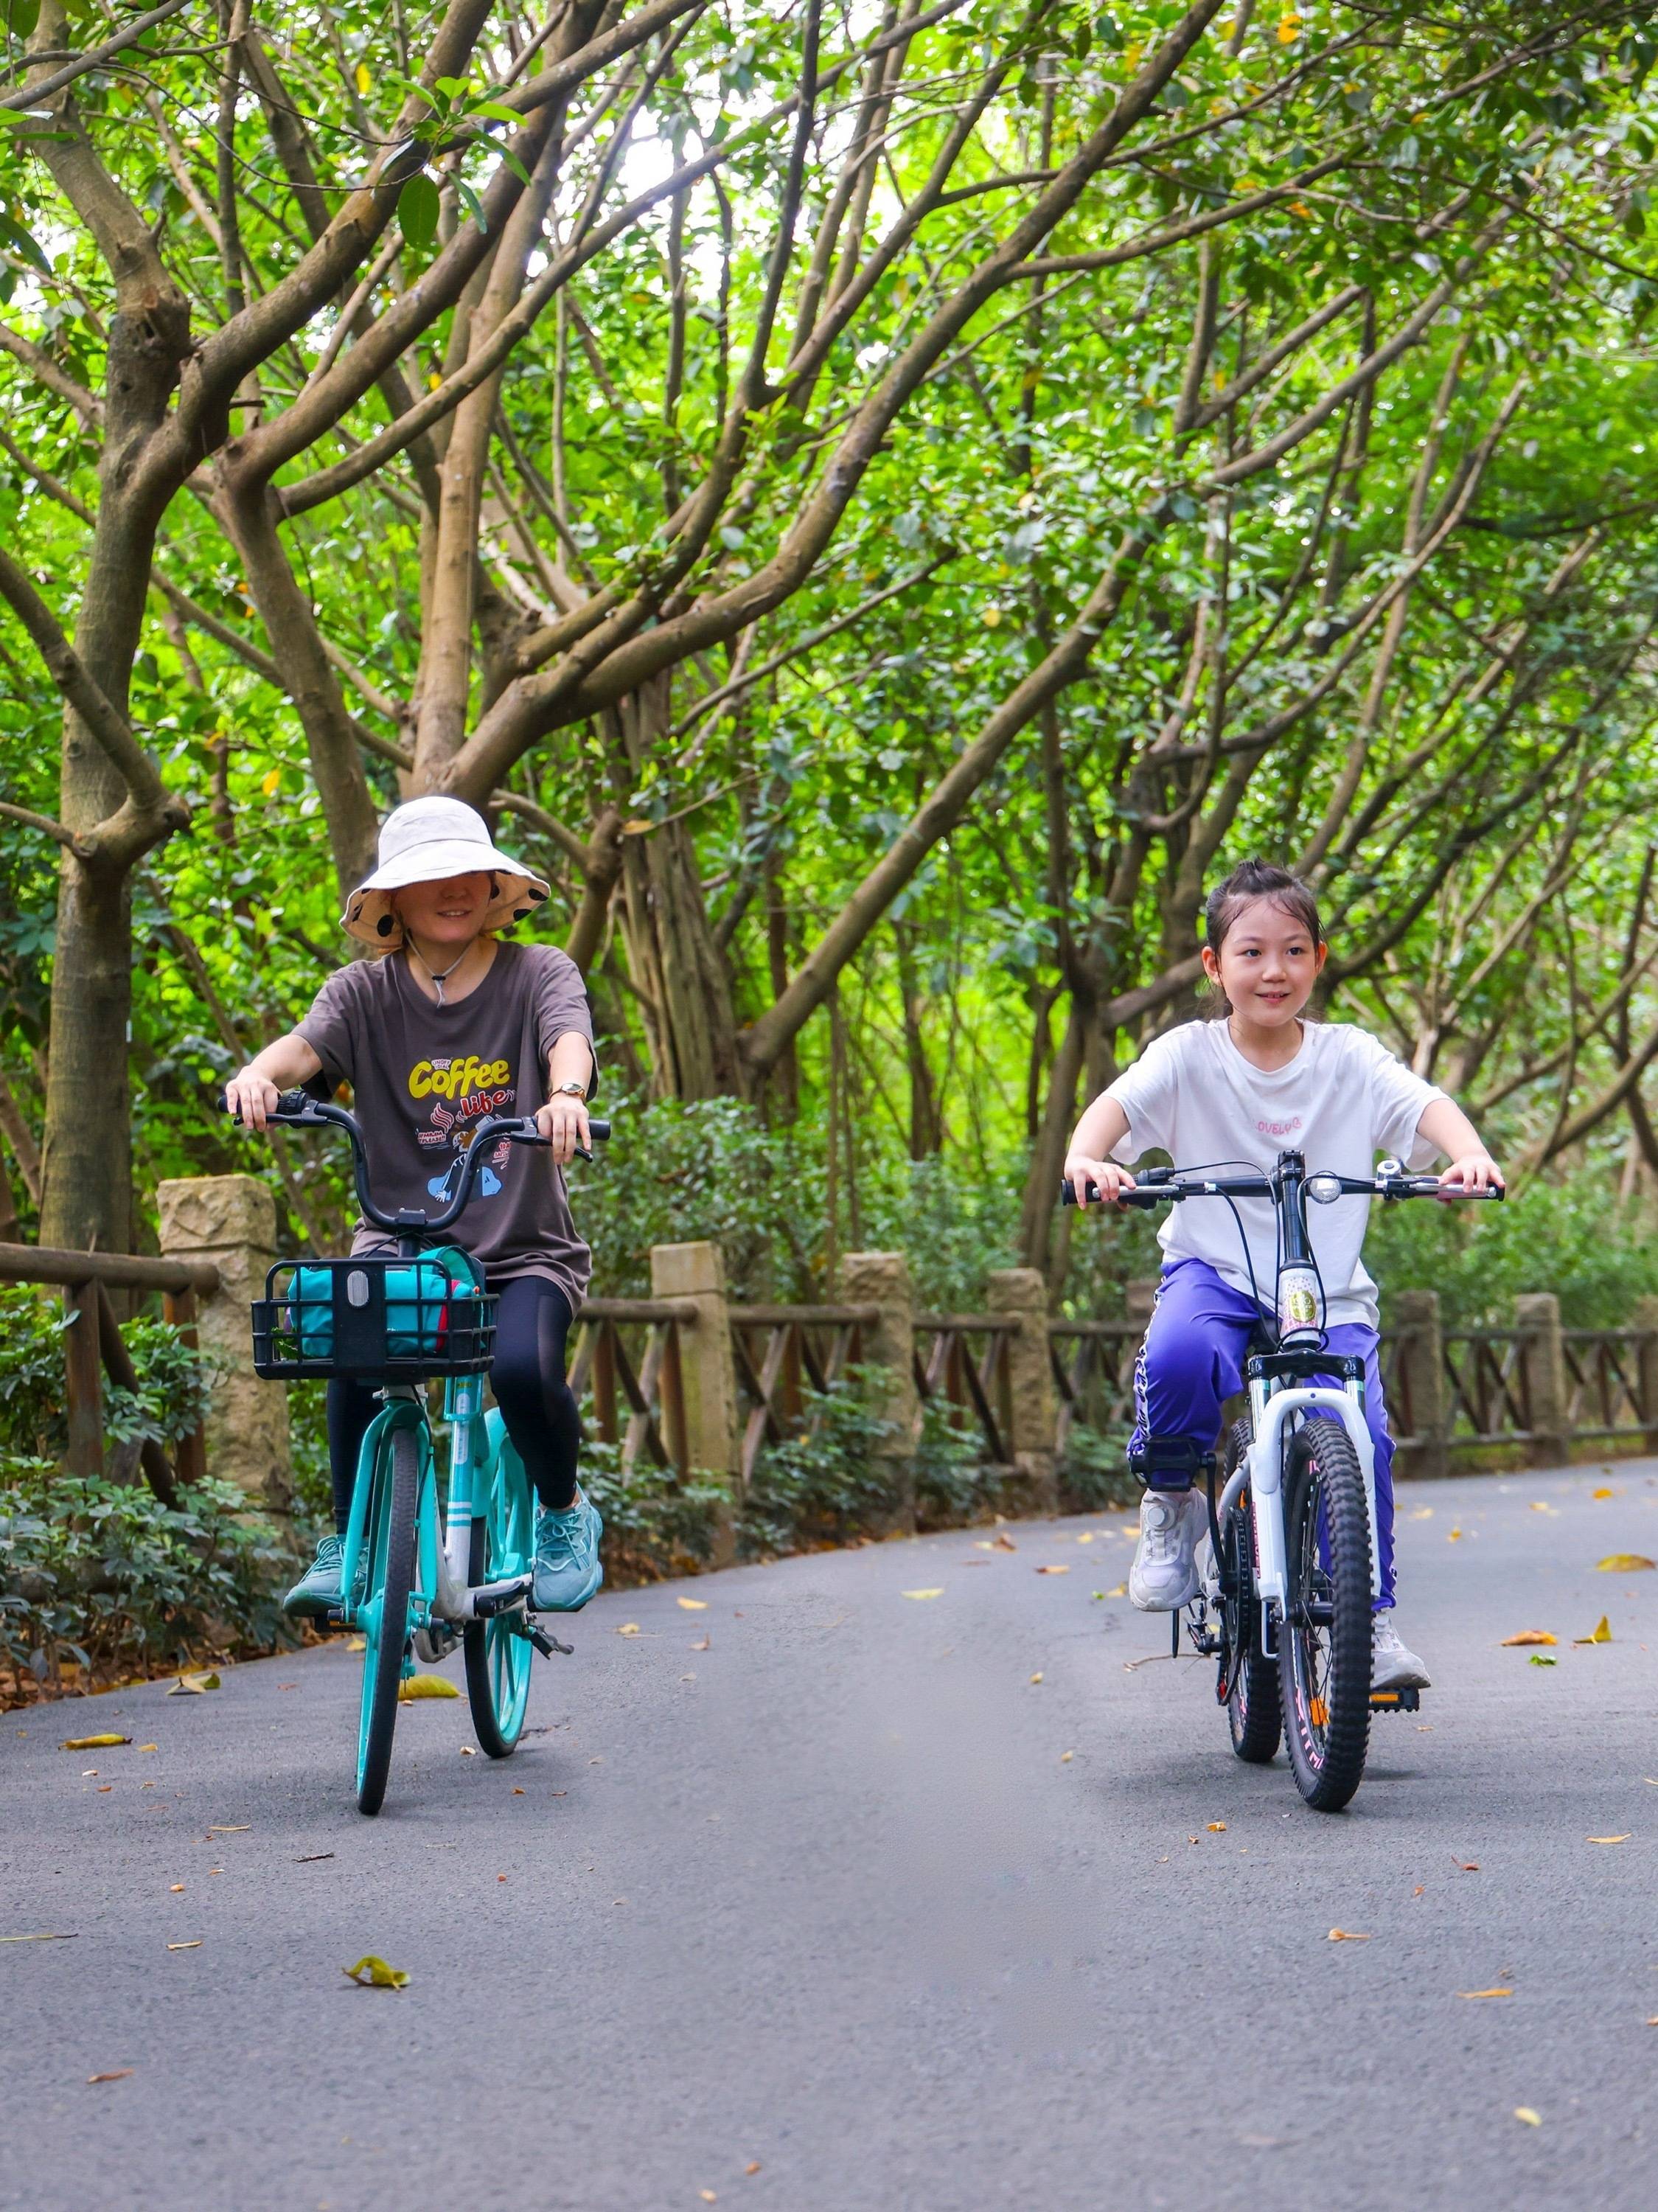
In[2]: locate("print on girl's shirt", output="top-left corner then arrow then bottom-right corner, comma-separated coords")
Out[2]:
407,1051 -> 518,1199
1256,1114 -> 1303,1138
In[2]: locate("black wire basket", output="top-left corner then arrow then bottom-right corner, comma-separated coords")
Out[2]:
250,1249 -> 497,1380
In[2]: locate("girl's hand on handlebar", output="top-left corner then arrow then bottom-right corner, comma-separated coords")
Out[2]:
1064,1155 -> 1135,1208
1438,1150 -> 1504,1195
534,1093 -> 591,1166
226,1068 -> 282,1133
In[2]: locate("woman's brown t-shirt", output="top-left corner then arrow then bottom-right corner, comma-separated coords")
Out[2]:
297,942 -> 596,1314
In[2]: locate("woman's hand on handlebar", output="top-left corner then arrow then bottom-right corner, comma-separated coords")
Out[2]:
533,1093 -> 591,1166
1063,1154 -> 1135,1208
225,1068 -> 284,1133
1438,1148 -> 1505,1195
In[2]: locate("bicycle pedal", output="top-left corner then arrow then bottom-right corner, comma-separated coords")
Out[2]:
512,1618 -> 573,1658
1368,1686 -> 1421,1713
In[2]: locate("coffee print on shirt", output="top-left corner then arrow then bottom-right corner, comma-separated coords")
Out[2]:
409,1051 -> 515,1202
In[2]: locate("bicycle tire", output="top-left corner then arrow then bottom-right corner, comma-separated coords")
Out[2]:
464,1437 -> 534,1758
356,1423 -> 419,1817
1219,1421 -> 1281,1765
1278,1415 -> 1372,1813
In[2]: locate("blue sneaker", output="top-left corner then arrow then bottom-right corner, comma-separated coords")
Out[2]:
285,1533 -> 344,1617
532,1493 -> 604,1612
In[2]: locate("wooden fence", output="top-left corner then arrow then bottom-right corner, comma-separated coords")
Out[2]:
10,1183 -> 1658,1523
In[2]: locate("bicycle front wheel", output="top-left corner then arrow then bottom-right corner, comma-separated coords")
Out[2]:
1278,1416 -> 1372,1812
356,1423 -> 420,1817
464,1431 -> 534,1759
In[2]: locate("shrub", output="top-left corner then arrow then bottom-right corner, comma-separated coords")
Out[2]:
738,1371 -> 902,1557
0,1464 -> 295,1694
580,1439 -> 728,1585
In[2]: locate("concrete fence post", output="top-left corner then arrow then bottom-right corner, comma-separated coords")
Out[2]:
839,1251 -> 917,1534
986,1267 -> 1058,1513
1126,1278 -> 1160,1330
1390,1289 -> 1447,1481
1515,1291 -> 1568,1468
156,1175 -> 291,1520
1634,1294 -> 1658,1451
650,1240 -> 740,1566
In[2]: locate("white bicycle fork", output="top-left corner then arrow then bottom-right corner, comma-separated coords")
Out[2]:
1213,1376 -> 1381,1649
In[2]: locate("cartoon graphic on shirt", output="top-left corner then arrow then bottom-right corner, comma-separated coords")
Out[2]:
407,1053 -> 515,1202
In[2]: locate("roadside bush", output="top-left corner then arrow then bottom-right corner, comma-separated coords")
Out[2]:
0,1464 -> 295,1697
581,1439 -> 728,1585
739,1372 -> 901,1557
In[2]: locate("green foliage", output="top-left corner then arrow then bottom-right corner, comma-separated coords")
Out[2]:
738,1371 -> 902,1557
0,1465 -> 294,1689
913,1400 -> 1000,1530
579,1440 -> 728,1586
1058,1423 -> 1140,1517
0,1284 -> 69,1460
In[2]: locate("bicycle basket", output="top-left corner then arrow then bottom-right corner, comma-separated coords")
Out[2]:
250,1247 -> 496,1379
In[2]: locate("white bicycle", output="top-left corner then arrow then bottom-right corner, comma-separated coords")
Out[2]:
1068,1150 -> 1500,1812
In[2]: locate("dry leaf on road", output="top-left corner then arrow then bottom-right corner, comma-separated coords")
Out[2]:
616,1623 -> 641,1635
60,1733 -> 130,1750
398,1677 -> 459,1701
902,1589 -> 943,1600
166,1941 -> 201,1952
1514,2107 -> 1542,2127
1327,1929 -> 1370,1941
1035,1564 -> 1070,1575
1587,1834 -> 1631,1844
167,1672 -> 220,1695
678,1597 -> 708,1610
1499,1631 -> 1556,1647
1208,1822 -> 1227,1832
1574,1615 -> 1614,1646
344,1955 -> 408,1989
1598,1554 -> 1656,1571
1593,1486 -> 1615,1499
1448,1528 -> 1463,1542
1107,1582 -> 1128,1597
1457,1987 -> 1511,1999
86,2070 -> 133,2084
1,1932 -> 77,1943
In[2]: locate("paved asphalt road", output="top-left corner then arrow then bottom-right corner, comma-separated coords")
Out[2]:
5,1464 -> 1658,2212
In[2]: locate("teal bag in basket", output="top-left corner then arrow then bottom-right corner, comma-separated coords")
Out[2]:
286,1248 -> 487,1361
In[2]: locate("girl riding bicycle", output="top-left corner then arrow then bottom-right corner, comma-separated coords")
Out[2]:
1062,860 -> 1503,1693
226,796 -> 603,1621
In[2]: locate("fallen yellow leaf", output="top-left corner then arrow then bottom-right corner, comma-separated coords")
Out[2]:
0,1932 -> 77,1943
677,1597 -> 708,1610
1448,1528 -> 1463,1542
1035,1564 -> 1070,1575
343,1955 -> 408,1990
1208,1821 -> 1227,1832
138,1744 -> 158,1753
1060,1750 -> 1074,1762
60,1733 -> 130,1750
902,1589 -> 943,1601
87,2070 -> 133,2084
1457,1987 -> 1512,2000
346,1637 -> 366,1652
616,1622 -> 641,1635
166,1941 -> 201,1952
1587,1834 -> 1631,1845
1593,1486 -> 1615,1499
1328,1929 -> 1370,1941
398,1676 -> 459,1701
1573,1615 -> 1614,1646
1514,2107 -> 1542,2127
1076,1532 -> 1094,1544
1499,1630 -> 1556,1647
1598,1554 -> 1656,1571
1107,1582 -> 1128,1597
1410,1507 -> 1434,1519
1029,1672 -> 1044,1684
167,1672 -> 220,1695
206,1825 -> 249,1835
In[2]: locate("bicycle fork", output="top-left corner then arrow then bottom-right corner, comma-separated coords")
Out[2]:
1224,1378 -> 1381,1654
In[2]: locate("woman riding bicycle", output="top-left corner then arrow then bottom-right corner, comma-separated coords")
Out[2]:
1062,859 -> 1503,1694
225,796 -> 603,1621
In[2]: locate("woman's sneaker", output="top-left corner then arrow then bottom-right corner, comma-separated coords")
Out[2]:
1372,1613 -> 1431,1690
285,1533 -> 344,1617
532,1492 -> 605,1612
1129,1489 -> 1206,1612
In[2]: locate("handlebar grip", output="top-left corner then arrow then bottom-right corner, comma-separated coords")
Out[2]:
1059,1178 -> 1161,1210
220,1086 -> 317,1126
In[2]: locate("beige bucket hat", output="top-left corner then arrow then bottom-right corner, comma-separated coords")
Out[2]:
341,796 -> 551,947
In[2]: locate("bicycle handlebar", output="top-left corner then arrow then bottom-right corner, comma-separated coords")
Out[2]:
224,1089 -> 610,1237
1059,1162 -> 1504,1209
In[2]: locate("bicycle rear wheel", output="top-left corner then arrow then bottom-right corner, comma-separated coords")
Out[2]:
1219,1420 -> 1281,1765
356,1424 -> 420,1817
464,1432 -> 534,1759
1278,1415 -> 1372,1812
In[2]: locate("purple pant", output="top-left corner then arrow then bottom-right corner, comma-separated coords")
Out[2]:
1129,1258 -> 1396,1610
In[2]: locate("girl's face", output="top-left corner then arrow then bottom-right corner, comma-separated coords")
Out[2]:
392,872 -> 493,951
1202,894 -> 1326,1030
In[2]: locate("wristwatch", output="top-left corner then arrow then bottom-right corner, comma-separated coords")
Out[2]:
551,1080 -> 587,1100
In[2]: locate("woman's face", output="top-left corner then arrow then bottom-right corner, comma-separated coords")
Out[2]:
392,872 -> 493,951
1202,894 -> 1326,1029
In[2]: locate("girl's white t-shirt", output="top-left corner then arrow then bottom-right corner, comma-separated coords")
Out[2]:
1104,1018 -> 1446,1331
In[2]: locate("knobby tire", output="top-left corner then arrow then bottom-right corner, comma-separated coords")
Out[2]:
1279,1416 -> 1372,1813
1221,1419 -> 1281,1765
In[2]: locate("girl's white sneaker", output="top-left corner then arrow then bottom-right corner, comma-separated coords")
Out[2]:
1129,1489 -> 1205,1612
1372,1613 -> 1431,1690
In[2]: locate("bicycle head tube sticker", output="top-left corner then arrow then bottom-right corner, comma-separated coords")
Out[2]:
1279,1267 -> 1319,1329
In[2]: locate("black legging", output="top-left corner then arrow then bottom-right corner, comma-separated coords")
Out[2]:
326,1275 -> 581,1530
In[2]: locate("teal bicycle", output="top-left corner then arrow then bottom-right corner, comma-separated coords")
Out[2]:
234,1089 -> 607,1815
